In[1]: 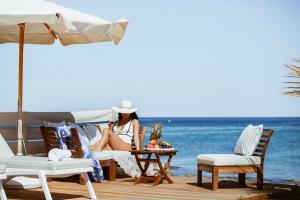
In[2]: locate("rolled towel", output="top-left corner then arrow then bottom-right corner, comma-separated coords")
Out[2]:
48,148 -> 72,161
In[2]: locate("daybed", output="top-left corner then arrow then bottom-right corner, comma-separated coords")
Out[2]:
41,125 -> 147,182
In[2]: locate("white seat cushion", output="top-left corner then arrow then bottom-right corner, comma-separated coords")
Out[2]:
0,156 -> 92,170
0,165 -> 6,174
94,150 -> 131,161
94,150 -> 114,160
197,154 -> 261,166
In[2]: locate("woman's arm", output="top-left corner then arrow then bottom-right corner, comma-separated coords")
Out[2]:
132,119 -> 140,150
108,121 -> 117,131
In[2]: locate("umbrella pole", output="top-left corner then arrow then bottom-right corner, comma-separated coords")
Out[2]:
17,23 -> 25,156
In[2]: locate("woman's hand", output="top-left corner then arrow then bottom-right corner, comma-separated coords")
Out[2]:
108,121 -> 117,130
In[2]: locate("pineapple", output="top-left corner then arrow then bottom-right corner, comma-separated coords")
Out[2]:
150,122 -> 163,141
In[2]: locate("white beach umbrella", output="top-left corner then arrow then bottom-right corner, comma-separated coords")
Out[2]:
0,0 -> 128,155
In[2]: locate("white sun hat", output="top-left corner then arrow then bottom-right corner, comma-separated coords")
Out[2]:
112,100 -> 138,114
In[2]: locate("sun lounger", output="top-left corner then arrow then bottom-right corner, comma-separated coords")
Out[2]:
0,165 -> 7,200
197,128 -> 273,190
0,134 -> 97,200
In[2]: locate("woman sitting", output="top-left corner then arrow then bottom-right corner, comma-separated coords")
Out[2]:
91,100 -> 140,152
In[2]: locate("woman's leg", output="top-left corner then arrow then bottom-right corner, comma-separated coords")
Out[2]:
104,144 -> 112,150
91,128 -> 130,151
91,128 -> 110,151
107,132 -> 131,151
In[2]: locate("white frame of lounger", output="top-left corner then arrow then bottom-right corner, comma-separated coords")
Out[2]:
0,174 -> 7,200
6,167 -> 96,200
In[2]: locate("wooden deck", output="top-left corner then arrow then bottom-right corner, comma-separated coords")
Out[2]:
5,176 -> 270,200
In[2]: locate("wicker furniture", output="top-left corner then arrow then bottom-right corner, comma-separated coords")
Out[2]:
40,126 -> 147,182
197,129 -> 273,190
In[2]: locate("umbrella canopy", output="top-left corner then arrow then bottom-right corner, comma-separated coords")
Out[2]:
0,0 -> 128,45
0,0 -> 128,155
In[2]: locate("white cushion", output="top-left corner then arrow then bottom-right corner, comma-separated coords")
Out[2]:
234,124 -> 263,156
94,150 -> 114,160
4,176 -> 41,189
0,156 -> 92,170
0,165 -> 6,174
197,154 -> 261,166
94,150 -> 133,162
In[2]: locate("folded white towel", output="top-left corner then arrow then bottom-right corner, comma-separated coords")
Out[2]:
48,148 -> 72,161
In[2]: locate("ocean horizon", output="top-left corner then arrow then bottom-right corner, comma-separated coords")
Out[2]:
139,117 -> 300,183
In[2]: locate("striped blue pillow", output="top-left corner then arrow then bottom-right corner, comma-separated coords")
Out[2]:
234,124 -> 263,156
82,124 -> 98,142
42,121 -> 66,127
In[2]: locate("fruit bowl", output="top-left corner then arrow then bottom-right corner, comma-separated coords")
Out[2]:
145,140 -> 173,150
145,147 -> 175,151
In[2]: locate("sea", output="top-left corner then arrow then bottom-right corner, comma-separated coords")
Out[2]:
139,117 -> 300,183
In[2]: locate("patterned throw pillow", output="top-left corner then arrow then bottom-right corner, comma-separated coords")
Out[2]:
234,124 -> 263,156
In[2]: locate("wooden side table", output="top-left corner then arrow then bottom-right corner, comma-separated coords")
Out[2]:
130,149 -> 177,186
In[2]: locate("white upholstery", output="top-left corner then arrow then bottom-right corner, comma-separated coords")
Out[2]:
234,124 -> 263,156
0,156 -> 92,171
94,150 -> 114,160
94,150 -> 133,161
0,165 -> 6,174
197,154 -> 261,166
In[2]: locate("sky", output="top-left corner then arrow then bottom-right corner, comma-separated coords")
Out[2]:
1,0 -> 300,117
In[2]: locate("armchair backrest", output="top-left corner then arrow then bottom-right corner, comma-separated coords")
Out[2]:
253,129 -> 273,167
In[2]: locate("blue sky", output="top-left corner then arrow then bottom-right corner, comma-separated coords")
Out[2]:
1,0 -> 300,117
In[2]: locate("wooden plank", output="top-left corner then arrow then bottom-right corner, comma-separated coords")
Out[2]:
218,166 -> 256,174
5,176 -> 268,200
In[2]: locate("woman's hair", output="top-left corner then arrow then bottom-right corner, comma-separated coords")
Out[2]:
118,112 -> 139,121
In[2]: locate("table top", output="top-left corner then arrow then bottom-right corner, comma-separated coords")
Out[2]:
130,149 -> 177,155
